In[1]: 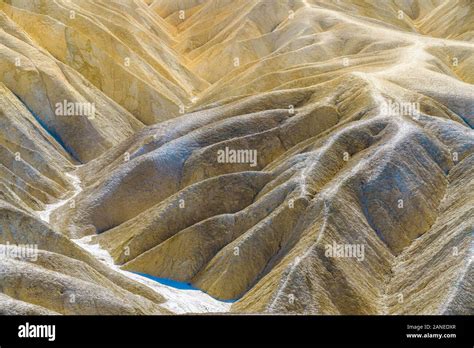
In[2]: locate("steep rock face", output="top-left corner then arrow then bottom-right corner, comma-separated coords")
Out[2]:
0,10 -> 143,162
0,0 -> 473,314
1,0 -> 208,123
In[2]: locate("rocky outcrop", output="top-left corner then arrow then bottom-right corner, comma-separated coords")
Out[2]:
0,201 -> 168,314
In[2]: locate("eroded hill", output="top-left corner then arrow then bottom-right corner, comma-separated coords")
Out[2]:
0,0 -> 472,314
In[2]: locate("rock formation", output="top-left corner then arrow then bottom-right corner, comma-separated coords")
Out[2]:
0,0 -> 472,314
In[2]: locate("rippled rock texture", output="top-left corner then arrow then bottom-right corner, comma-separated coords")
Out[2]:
0,0 -> 473,314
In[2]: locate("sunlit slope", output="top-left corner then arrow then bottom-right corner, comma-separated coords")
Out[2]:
1,0 -> 208,123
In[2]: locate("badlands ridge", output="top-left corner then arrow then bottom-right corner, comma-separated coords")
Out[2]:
0,0 -> 473,314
